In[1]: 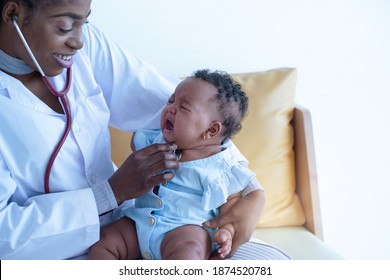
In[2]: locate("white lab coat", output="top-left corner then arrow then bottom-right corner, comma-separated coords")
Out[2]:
0,23 -> 179,259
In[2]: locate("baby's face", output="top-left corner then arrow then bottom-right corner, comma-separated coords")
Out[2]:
160,78 -> 221,149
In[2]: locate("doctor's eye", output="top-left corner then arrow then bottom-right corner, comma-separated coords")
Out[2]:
57,22 -> 73,34
59,28 -> 72,34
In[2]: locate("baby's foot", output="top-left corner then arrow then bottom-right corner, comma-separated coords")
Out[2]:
213,228 -> 232,259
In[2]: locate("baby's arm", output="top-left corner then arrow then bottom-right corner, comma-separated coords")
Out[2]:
213,192 -> 241,259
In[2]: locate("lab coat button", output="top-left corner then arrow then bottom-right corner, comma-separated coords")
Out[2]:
144,252 -> 152,259
148,217 -> 155,225
90,173 -> 97,184
72,123 -> 80,132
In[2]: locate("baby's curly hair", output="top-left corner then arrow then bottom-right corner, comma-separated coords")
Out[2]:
191,69 -> 248,142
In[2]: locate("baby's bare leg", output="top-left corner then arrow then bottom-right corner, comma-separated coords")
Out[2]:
88,217 -> 140,260
160,225 -> 212,260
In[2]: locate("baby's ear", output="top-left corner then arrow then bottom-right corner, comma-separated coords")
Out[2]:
206,121 -> 223,138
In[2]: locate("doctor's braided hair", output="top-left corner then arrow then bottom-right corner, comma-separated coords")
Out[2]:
191,69 -> 248,143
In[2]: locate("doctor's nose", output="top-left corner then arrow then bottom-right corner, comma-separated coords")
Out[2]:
66,29 -> 84,50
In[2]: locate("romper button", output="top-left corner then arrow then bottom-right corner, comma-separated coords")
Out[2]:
144,252 -> 152,259
148,217 -> 155,225
156,199 -> 162,207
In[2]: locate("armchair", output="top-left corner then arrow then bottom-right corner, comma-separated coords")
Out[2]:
251,104 -> 343,259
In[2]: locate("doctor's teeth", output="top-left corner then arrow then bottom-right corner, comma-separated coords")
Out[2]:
55,54 -> 71,61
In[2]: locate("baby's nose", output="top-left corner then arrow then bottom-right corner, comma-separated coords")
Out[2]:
168,105 -> 177,114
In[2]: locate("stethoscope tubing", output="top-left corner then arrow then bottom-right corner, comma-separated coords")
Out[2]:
13,16 -> 73,193
13,16 -> 45,77
43,70 -> 73,194
42,68 -> 72,97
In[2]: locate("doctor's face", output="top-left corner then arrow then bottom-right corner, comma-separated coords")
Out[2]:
160,78 -> 221,150
12,0 -> 91,76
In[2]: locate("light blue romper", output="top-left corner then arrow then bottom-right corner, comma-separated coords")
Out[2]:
122,129 -> 256,260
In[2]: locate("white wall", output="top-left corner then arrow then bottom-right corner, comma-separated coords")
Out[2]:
90,0 -> 390,259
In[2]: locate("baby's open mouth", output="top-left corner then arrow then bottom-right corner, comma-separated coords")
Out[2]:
165,120 -> 174,130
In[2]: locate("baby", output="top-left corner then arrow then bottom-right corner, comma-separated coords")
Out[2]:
88,69 -> 256,260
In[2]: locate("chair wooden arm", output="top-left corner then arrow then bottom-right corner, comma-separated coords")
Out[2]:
292,104 -> 323,240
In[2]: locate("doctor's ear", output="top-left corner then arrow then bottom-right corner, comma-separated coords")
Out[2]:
203,121 -> 223,140
2,1 -> 22,25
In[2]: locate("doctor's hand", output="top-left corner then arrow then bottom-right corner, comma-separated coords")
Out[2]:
204,189 -> 265,258
109,143 -> 179,205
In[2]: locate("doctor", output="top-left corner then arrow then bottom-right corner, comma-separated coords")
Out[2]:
0,0 -> 285,260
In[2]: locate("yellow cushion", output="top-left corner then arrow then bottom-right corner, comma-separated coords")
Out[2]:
110,128 -> 133,168
232,68 -> 305,228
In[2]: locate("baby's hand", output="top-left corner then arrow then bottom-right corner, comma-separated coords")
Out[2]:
213,228 -> 233,259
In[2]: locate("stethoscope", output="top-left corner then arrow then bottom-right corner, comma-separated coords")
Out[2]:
13,16 -> 72,194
